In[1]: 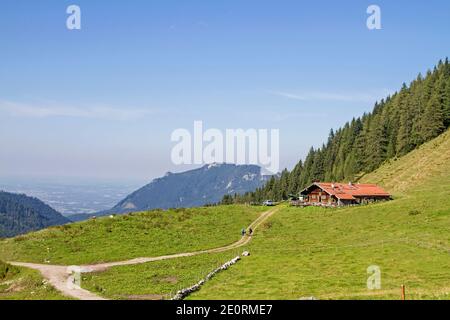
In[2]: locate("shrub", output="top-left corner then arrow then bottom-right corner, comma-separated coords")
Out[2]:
409,210 -> 422,216
0,261 -> 19,280
13,235 -> 27,242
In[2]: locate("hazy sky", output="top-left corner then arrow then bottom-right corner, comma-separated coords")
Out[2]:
1,0 -> 449,183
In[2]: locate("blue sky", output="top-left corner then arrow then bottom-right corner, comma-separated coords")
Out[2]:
0,0 -> 449,183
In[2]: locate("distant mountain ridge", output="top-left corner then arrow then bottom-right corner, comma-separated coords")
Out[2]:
93,163 -> 268,216
0,191 -> 70,238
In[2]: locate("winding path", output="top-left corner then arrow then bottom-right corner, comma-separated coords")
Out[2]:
9,207 -> 279,300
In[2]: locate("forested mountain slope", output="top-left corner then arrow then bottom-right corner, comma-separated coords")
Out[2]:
230,59 -> 450,203
101,163 -> 268,216
360,129 -> 450,194
0,191 -> 69,238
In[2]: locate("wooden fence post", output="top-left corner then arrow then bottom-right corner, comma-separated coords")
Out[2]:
401,285 -> 406,300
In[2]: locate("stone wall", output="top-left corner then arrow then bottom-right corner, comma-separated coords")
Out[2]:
172,255 -> 241,300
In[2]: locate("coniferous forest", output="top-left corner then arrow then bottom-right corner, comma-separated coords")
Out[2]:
223,59 -> 450,204
0,191 -> 69,238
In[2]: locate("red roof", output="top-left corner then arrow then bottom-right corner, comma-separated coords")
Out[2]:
308,182 -> 390,201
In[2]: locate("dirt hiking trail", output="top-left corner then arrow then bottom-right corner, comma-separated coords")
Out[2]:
9,207 -> 279,300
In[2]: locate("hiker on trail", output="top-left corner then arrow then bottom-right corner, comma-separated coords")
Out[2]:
241,228 -> 246,237
248,228 -> 253,236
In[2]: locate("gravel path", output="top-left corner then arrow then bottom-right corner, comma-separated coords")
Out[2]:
9,207 -> 279,300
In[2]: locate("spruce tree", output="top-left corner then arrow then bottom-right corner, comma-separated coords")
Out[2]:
421,92 -> 444,140
396,84 -> 414,156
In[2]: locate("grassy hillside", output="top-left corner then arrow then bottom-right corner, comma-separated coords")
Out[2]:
191,130 -> 450,300
0,261 -> 68,300
0,205 -> 265,265
80,131 -> 450,300
82,251 -> 241,300
1,131 -> 449,300
359,129 -> 450,195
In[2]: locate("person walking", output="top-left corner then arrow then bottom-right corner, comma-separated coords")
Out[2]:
248,228 -> 253,236
241,228 -> 246,237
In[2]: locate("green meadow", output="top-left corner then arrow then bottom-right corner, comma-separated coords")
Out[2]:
0,205 -> 265,265
1,130 -> 449,300
80,194 -> 450,300
81,130 -> 450,300
82,250 -> 242,300
192,129 -> 450,300
0,261 -> 68,300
